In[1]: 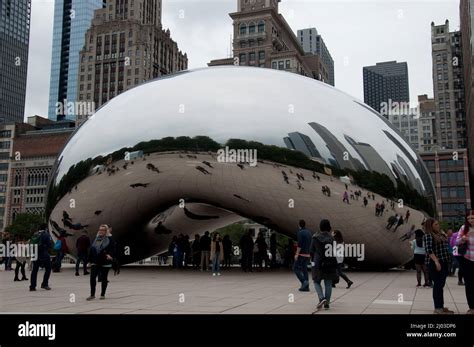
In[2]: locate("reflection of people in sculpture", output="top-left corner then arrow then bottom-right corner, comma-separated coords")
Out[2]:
195,166 -> 211,175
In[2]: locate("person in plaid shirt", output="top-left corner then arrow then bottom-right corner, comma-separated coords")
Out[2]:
456,211 -> 474,314
423,218 -> 453,314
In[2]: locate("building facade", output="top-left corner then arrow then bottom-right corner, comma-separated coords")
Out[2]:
431,20 -> 467,150
0,0 -> 31,123
3,117 -> 73,227
209,0 -> 330,83
363,61 -> 410,115
388,108 -> 420,151
460,0 -> 474,205
0,123 -> 15,230
76,0 -> 187,126
48,0 -> 106,121
421,149 -> 471,227
297,28 -> 334,86
417,94 -> 437,153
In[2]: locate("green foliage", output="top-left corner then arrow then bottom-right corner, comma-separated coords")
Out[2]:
5,213 -> 45,240
214,222 -> 246,246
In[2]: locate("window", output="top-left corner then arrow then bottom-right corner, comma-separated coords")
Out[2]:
239,23 -> 247,35
239,53 -> 246,64
0,141 -> 10,149
258,21 -> 265,33
258,51 -> 265,61
249,22 -> 256,34
278,61 -> 284,70
272,61 -> 277,69
0,131 -> 11,138
249,52 -> 255,62
285,60 -> 290,69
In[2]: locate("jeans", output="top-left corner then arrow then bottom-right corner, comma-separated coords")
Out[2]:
75,252 -> 88,274
428,260 -> 448,309
15,261 -> 27,280
314,278 -> 333,303
200,251 -> 210,270
293,256 -> 309,288
212,252 -> 221,273
90,265 -> 110,297
460,257 -> 474,309
55,251 -> 64,271
30,257 -> 51,289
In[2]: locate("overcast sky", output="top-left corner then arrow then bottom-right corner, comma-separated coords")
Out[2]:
24,0 -> 460,120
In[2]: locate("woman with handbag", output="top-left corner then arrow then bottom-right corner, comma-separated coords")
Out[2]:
87,225 -> 116,300
456,211 -> 474,314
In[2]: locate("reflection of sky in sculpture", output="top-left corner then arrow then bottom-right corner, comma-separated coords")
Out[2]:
53,66 -> 432,198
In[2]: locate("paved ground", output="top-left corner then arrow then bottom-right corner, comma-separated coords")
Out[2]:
0,266 -> 469,315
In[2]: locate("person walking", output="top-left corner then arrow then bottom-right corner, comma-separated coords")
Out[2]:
240,231 -> 254,272
87,225 -> 116,300
192,234 -> 201,270
210,233 -> 224,276
311,219 -> 339,311
13,238 -> 28,282
75,230 -> 90,276
29,224 -> 52,291
456,211 -> 474,314
53,230 -> 70,272
256,232 -> 268,271
223,235 -> 232,269
363,197 -> 368,208
200,231 -> 211,271
412,229 -> 430,287
332,230 -> 353,289
270,231 -> 277,268
293,220 -> 312,292
423,218 -> 453,314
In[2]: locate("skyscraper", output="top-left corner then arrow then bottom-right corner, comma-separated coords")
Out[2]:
76,0 -> 187,125
48,0 -> 106,121
431,20 -> 466,150
460,0 -> 474,203
0,0 -> 31,123
363,61 -> 409,114
297,28 -> 335,86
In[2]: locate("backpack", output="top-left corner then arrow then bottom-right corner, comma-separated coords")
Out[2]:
30,231 -> 41,245
320,239 -> 338,273
54,239 -> 62,251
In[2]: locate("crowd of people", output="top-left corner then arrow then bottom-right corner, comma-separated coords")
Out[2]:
408,212 -> 474,314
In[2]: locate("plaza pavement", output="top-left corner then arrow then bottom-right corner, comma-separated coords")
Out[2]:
0,265 -> 470,314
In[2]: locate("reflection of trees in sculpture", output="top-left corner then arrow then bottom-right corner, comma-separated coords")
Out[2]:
46,136 -> 434,220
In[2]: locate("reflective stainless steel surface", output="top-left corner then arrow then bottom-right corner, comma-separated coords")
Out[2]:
47,66 -> 435,269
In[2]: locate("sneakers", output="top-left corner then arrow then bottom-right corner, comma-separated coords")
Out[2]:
434,308 -> 454,314
346,281 -> 353,289
423,283 -> 430,288
86,296 -> 95,301
416,283 -> 421,288
316,298 -> 327,310
324,303 -> 330,310
212,273 -> 216,276
217,273 -> 221,276
41,285 -> 51,290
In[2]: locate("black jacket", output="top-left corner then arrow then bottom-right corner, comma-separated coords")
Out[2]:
88,237 -> 116,266
310,232 -> 338,282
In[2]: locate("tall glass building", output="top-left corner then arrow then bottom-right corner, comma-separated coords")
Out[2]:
0,0 -> 31,123
48,0 -> 105,121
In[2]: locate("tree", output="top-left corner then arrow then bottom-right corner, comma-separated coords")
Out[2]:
4,213 -> 45,240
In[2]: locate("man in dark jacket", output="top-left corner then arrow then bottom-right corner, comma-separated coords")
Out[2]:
30,224 -> 53,291
75,230 -> 91,276
240,231 -> 254,272
311,219 -> 339,311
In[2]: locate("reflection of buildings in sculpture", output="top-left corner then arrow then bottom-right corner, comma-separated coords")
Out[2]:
344,135 -> 395,182
283,132 -> 321,160
387,109 -> 420,151
396,154 -> 423,194
309,122 -> 364,171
